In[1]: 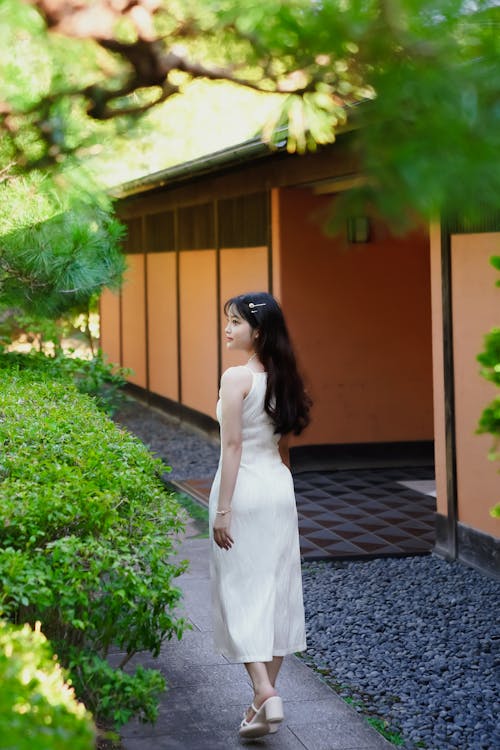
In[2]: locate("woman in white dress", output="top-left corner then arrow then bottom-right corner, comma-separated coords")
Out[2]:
209,291 -> 311,739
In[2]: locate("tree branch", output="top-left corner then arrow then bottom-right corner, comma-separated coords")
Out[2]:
27,0 -> 307,123
82,38 -> 280,119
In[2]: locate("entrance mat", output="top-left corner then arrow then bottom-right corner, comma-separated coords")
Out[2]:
171,466 -> 436,561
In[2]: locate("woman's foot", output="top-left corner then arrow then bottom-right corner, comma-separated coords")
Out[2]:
244,688 -> 278,723
239,693 -> 284,739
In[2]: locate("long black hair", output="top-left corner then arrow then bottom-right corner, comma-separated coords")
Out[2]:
224,292 -> 311,436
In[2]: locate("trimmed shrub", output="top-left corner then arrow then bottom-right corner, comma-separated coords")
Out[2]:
0,368 -> 188,728
0,620 -> 94,750
0,349 -> 130,415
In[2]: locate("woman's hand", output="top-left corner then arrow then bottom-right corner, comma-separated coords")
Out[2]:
213,513 -> 234,550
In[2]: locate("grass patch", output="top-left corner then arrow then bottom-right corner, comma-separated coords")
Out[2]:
367,716 -> 404,746
295,652 -> 405,746
165,484 -> 209,538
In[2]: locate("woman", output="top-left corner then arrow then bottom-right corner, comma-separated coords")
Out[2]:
209,291 -> 311,739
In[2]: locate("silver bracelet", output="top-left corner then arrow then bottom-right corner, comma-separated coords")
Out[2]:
216,509 -> 231,515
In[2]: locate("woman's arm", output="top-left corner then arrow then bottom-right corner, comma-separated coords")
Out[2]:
213,366 -> 251,550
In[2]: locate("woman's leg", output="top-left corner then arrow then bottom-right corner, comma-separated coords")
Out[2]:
265,656 -> 284,687
243,661 -> 278,721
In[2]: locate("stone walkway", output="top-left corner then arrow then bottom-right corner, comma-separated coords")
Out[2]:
119,518 -> 394,750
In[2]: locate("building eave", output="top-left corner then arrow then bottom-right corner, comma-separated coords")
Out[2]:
109,132 -> 288,200
109,101 -> 369,201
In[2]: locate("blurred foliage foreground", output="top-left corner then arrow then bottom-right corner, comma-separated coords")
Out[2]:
1,0 -> 499,226
0,355 -> 189,747
476,257 -> 500,518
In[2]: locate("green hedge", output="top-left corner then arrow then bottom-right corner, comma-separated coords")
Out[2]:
0,620 -> 94,750
0,368 -> 188,729
0,349 -> 129,415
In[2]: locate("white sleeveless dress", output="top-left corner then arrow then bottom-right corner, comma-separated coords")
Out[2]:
209,369 -> 307,663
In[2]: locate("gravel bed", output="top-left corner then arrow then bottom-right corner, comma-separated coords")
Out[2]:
115,397 -> 499,750
114,397 -> 219,480
302,556 -> 500,750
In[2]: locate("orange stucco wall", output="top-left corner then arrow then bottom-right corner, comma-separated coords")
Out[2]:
274,187 -> 434,446
121,254 -> 147,387
429,225 -> 448,517
99,288 -> 120,366
271,189 -> 282,302
451,233 -> 499,537
179,250 -> 218,416
220,246 -> 269,372
146,252 -> 178,401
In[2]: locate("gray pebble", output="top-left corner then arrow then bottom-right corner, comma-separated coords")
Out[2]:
301,555 -> 499,749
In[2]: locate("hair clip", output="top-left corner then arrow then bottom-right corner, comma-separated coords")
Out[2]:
248,302 -> 266,310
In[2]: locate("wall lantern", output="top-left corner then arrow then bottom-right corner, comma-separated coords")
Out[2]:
347,216 -> 371,244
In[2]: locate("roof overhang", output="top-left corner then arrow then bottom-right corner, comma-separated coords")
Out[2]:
110,132 -> 288,200
110,102 -> 368,201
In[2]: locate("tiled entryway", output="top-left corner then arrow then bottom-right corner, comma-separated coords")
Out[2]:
292,466 -> 435,559
171,466 -> 436,561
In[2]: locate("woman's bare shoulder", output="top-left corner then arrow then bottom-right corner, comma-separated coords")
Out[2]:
221,366 -> 252,383
220,366 -> 252,393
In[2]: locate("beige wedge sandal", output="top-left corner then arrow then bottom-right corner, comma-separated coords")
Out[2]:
239,696 -> 284,739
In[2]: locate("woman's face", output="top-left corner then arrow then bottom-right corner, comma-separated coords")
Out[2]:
224,305 -> 255,353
